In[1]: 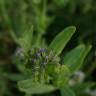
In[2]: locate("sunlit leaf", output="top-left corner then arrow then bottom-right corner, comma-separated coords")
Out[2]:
49,26 -> 76,55
18,79 -> 56,94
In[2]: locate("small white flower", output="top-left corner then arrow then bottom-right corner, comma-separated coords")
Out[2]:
69,71 -> 85,86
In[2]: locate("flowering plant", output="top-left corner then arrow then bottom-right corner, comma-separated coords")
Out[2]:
12,26 -> 92,96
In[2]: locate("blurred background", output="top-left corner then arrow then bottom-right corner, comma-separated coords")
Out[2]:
0,0 -> 96,96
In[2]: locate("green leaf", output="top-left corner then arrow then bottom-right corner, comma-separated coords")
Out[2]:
62,44 -> 92,73
18,79 -> 56,94
2,73 -> 28,81
53,0 -> 70,8
53,65 -> 70,87
49,26 -> 76,55
74,82 -> 96,92
60,85 -> 76,96
18,26 -> 33,52
10,26 -> 33,52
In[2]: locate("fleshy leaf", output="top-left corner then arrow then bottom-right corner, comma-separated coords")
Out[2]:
62,44 -> 92,74
18,79 -> 56,94
49,26 -> 76,55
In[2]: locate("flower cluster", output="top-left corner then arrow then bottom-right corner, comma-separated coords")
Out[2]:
28,48 -> 60,66
14,47 -> 60,83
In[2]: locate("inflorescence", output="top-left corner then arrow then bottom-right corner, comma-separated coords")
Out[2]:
14,47 -> 60,83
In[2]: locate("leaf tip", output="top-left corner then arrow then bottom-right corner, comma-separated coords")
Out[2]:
68,26 -> 76,32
